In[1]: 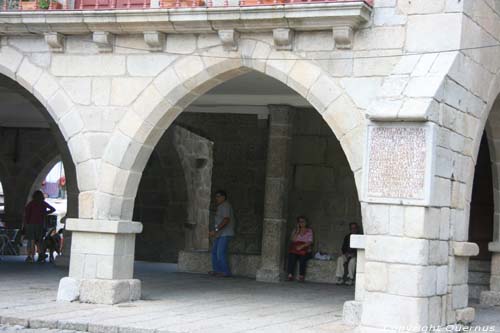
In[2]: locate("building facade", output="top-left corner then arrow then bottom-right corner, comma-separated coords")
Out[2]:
1,0 -> 500,330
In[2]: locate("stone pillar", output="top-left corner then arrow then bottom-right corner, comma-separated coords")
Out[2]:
355,122 -> 479,330
343,234 -> 365,326
57,219 -> 143,305
54,230 -> 71,267
256,105 -> 294,283
480,242 -> 500,305
173,126 -> 213,252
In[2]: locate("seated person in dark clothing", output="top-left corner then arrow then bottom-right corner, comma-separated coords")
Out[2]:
335,222 -> 360,286
287,216 -> 313,282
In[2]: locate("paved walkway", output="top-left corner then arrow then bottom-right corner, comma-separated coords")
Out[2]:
0,257 -> 499,333
0,257 -> 354,333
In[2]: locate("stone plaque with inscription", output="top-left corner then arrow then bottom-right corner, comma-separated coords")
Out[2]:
364,124 -> 434,204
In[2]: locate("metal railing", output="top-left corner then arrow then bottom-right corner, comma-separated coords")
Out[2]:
0,0 -> 372,11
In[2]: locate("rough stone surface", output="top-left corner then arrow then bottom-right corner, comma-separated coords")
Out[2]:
56,277 -> 81,302
455,307 -> 475,324
480,291 -> 500,306
0,258 -> 359,332
79,279 -> 141,305
342,300 -> 362,326
133,125 -> 213,262
176,113 -> 269,256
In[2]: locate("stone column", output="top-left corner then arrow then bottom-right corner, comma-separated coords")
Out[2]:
57,218 -> 143,304
356,123 -> 479,330
343,234 -> 366,326
256,105 -> 294,283
480,242 -> 500,305
55,190 -> 79,267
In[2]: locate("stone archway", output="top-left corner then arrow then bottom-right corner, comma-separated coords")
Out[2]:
0,46 -> 96,215
478,93 -> 500,306
59,41 -> 366,305
99,40 -> 366,222
0,75 -> 80,226
0,64 -> 81,266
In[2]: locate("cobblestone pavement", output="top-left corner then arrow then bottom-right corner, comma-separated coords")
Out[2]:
0,257 -> 499,332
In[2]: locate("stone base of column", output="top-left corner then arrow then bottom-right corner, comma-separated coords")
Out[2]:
58,219 -> 143,305
342,300 -> 362,326
57,277 -> 141,304
256,268 -> 285,283
455,307 -> 475,324
480,291 -> 500,306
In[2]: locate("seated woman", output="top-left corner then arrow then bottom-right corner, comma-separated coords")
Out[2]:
287,216 -> 313,282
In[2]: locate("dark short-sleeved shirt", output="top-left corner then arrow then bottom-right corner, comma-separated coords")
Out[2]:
342,233 -> 356,256
25,200 -> 54,225
214,201 -> 235,237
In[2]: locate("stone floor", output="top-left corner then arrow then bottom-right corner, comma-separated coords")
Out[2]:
0,257 -> 354,333
0,257 -> 499,333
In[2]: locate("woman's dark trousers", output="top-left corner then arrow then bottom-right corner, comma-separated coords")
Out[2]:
287,253 -> 309,276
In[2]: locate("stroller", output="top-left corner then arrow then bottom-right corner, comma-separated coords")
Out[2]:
39,227 -> 63,263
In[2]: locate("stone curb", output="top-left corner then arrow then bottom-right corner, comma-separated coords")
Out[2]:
58,320 -> 89,331
0,315 -> 165,333
0,316 -> 29,327
29,318 -> 59,329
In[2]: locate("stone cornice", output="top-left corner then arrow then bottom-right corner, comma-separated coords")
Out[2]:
0,2 -> 371,35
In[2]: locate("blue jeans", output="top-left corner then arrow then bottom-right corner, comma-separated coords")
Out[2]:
211,236 -> 232,276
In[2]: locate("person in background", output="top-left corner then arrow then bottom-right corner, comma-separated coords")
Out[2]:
335,222 -> 360,286
208,190 -> 235,277
287,216 -> 313,282
23,190 -> 56,263
39,227 -> 63,263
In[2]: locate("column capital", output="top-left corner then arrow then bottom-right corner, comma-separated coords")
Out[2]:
453,241 -> 479,257
66,218 -> 143,234
489,241 -> 500,253
350,234 -> 366,249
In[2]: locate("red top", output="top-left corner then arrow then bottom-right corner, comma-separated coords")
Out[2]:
24,200 -> 55,225
293,228 -> 313,243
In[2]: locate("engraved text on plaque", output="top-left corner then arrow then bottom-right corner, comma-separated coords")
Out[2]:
367,126 -> 427,201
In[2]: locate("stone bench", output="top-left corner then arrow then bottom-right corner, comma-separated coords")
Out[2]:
178,250 -> 338,283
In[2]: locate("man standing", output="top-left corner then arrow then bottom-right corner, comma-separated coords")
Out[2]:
335,222 -> 360,286
208,190 -> 235,277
